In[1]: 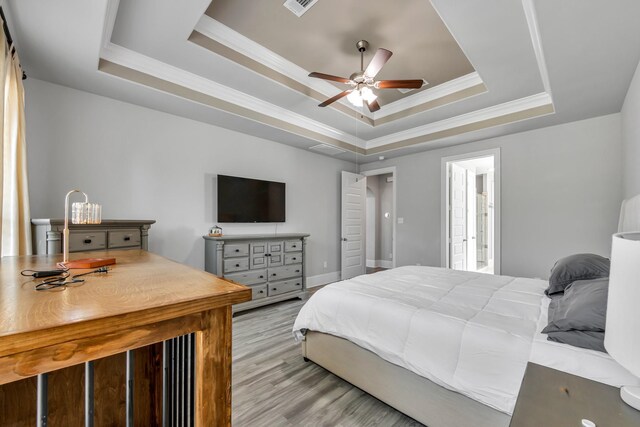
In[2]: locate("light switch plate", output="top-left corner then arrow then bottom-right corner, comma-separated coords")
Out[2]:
398,217 -> 404,224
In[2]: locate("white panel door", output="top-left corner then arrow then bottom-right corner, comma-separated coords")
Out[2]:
466,169 -> 477,271
341,171 -> 366,280
450,164 -> 467,270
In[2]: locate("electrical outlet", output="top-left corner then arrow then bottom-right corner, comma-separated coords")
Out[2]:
398,217 -> 404,224
323,261 -> 327,269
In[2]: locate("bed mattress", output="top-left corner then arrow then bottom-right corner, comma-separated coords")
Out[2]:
293,266 -> 639,415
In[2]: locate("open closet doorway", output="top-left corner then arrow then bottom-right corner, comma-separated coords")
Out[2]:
341,167 -> 397,280
441,149 -> 500,274
364,169 -> 396,273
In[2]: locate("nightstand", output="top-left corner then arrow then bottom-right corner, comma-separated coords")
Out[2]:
510,362 -> 640,426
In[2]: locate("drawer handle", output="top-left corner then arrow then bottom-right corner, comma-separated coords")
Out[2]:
272,287 -> 277,291
292,257 -> 297,261
124,236 -> 131,241
259,290 -> 264,294
272,273 -> 277,276
293,245 -> 297,248
235,249 -> 240,252
296,283 -> 301,286
295,270 -> 300,273
259,275 -> 264,279
235,264 -> 240,267
84,239 -> 92,244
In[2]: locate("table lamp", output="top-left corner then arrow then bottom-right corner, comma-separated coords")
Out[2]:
605,232 -> 640,410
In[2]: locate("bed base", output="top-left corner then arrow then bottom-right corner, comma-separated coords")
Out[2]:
302,331 -> 510,427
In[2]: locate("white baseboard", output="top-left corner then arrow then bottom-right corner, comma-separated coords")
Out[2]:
379,260 -> 393,269
366,260 -> 394,269
307,271 -> 341,288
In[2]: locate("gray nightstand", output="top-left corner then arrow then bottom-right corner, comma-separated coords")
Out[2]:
510,362 -> 640,427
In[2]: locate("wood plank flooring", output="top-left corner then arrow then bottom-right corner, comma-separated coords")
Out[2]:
232,299 -> 422,427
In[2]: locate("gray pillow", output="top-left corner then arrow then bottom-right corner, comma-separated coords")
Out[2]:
542,278 -> 608,333
546,253 -> 610,295
546,330 -> 606,353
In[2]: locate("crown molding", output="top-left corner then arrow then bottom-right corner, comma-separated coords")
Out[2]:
100,42 -> 366,148
372,72 -> 485,119
193,15 -> 489,125
522,0 -> 553,97
96,0 -> 556,156
367,92 -> 553,149
193,15 -> 374,120
100,0 -> 119,51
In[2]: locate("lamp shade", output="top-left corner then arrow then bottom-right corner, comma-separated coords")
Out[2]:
605,232 -> 640,378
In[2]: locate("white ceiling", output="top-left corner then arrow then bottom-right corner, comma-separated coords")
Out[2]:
4,0 -> 640,163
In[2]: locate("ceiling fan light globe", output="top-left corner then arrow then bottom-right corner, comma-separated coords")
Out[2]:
347,90 -> 363,107
361,86 -> 377,103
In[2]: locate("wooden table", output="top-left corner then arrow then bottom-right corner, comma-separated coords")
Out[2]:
511,363 -> 640,427
0,249 -> 251,426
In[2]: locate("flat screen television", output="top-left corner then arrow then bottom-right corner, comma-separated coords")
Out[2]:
217,175 -> 286,223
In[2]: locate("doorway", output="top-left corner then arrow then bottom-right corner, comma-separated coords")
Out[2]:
365,172 -> 394,273
441,149 -> 500,274
341,167 -> 396,280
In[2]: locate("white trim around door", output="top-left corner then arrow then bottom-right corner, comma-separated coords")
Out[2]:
441,148 -> 501,274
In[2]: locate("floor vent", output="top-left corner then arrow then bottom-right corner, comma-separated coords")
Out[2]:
309,143 -> 346,156
283,0 -> 319,17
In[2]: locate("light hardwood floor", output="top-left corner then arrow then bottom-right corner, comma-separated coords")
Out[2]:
232,298 -> 422,427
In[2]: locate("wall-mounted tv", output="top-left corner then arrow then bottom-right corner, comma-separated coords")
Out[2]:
217,175 -> 286,223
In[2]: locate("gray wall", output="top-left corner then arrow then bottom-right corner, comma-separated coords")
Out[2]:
361,114 -> 623,279
24,78 -> 354,278
622,58 -> 640,198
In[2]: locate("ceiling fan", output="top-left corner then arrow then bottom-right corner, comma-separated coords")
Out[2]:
308,40 -> 424,112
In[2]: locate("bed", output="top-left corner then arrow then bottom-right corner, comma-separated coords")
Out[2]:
292,266 -> 640,427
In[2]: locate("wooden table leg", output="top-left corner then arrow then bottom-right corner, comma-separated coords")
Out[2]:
195,307 -> 232,426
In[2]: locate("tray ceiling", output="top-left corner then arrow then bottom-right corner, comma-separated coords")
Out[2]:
6,0 -> 640,163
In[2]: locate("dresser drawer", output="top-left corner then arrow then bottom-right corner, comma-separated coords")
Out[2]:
224,243 -> 249,258
68,231 -> 106,251
268,264 -> 302,281
268,278 -> 303,296
224,269 -> 267,286
224,257 -> 249,273
284,240 -> 302,252
284,253 -> 302,265
108,229 -> 141,248
250,284 -> 268,300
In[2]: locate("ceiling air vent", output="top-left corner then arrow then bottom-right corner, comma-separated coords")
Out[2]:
309,143 -> 346,156
283,0 -> 319,17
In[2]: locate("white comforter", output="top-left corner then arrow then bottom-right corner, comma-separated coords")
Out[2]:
292,266 -> 548,414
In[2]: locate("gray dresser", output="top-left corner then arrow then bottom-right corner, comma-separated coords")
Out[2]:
203,233 -> 309,311
31,219 -> 155,255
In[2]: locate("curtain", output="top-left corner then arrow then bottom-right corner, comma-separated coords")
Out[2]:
0,16 -> 31,257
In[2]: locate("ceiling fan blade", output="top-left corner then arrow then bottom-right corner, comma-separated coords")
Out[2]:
318,90 -> 352,107
364,48 -> 392,78
308,72 -> 351,84
375,79 -> 424,89
367,99 -> 381,112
